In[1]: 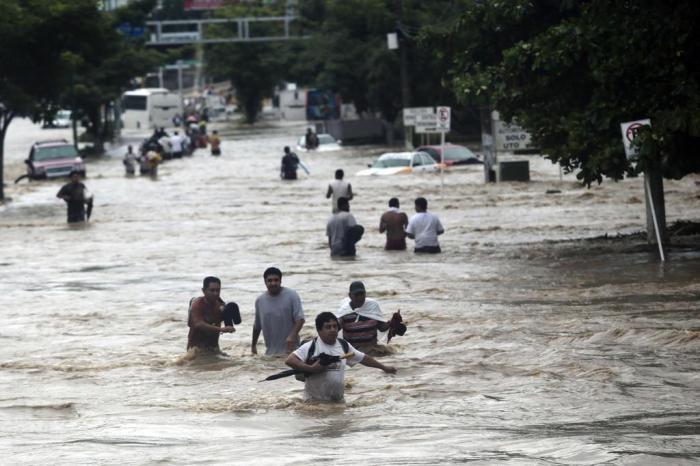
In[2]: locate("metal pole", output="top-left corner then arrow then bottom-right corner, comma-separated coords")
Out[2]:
645,174 -> 666,261
491,110 -> 498,182
440,130 -> 445,198
177,60 -> 183,115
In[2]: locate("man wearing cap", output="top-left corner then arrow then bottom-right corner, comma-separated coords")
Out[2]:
334,281 -> 390,351
187,276 -> 237,352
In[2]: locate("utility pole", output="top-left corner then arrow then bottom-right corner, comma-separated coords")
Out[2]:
397,0 -> 412,148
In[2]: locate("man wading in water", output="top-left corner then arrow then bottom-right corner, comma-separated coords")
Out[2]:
187,276 -> 237,352
285,312 -> 396,402
56,170 -> 93,223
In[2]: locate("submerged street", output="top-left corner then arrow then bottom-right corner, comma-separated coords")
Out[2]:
1,118 -> 699,464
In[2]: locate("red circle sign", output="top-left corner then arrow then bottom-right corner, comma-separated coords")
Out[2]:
626,123 -> 645,142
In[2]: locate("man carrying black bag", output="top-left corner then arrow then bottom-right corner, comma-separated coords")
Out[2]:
187,276 -> 241,352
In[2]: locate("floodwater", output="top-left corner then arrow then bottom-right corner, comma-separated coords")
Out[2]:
1,118 -> 699,465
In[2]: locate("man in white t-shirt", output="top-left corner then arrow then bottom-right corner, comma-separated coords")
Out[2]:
170,131 -> 185,158
286,312 -> 396,402
326,169 -> 354,213
406,197 -> 444,253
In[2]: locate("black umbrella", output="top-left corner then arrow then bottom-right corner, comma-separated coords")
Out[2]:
261,352 -> 354,382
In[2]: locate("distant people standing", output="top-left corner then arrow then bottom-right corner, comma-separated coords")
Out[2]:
379,197 -> 409,250
280,146 -> 300,180
305,128 -> 319,149
209,130 -> 221,156
406,197 -> 444,253
252,267 -> 305,356
326,169 -> 353,213
327,197 -> 364,257
123,145 -> 138,175
145,150 -> 162,178
56,171 -> 93,223
170,131 -> 184,158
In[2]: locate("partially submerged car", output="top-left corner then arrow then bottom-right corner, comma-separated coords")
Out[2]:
356,151 -> 444,176
42,109 -> 72,129
417,144 -> 483,166
296,133 -> 342,152
25,139 -> 85,180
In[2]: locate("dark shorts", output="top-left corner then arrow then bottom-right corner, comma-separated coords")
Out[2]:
211,148 -> 221,156
385,238 -> 406,250
415,245 -> 441,254
282,171 -> 297,180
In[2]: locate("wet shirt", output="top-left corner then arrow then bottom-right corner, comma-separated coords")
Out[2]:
406,212 -> 444,248
254,287 -> 304,355
328,180 -> 351,213
336,298 -> 386,346
57,182 -> 87,205
293,338 -> 364,402
187,297 -> 223,350
281,153 -> 299,173
326,211 -> 357,255
209,135 -> 221,150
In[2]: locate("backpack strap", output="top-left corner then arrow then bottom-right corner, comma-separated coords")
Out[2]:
305,337 -> 349,363
305,338 -> 317,364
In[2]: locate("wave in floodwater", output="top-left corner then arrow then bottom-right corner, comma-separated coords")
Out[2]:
1,119 -> 699,464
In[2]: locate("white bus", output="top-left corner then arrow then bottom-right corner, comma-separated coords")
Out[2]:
121,88 -> 181,130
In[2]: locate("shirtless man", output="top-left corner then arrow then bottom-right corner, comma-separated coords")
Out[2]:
187,276 -> 236,351
379,197 -> 409,250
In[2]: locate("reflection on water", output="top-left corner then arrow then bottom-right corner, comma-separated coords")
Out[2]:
0,120 -> 699,464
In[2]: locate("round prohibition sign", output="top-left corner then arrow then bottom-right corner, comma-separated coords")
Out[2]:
625,122 -> 647,142
438,107 -> 450,123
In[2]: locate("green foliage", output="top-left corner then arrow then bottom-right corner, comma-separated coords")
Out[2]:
440,0 -> 700,184
205,2 -> 291,123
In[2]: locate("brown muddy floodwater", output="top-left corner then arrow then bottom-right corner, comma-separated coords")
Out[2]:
1,118 -> 699,465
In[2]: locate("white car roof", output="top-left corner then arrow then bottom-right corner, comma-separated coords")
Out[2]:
377,152 -> 418,160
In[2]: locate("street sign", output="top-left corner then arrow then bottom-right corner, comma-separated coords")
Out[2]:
436,106 -> 451,131
403,107 -> 433,126
493,120 -> 533,151
620,119 -> 651,160
407,106 -> 451,134
415,113 -> 438,133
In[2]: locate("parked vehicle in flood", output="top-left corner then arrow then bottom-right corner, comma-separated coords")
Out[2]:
356,151 -> 444,176
25,139 -> 85,180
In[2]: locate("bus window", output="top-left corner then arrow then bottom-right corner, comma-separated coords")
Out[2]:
123,95 -> 147,111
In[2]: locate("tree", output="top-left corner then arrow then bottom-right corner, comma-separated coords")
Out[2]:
0,0 -> 162,199
0,0 -> 105,200
430,0 -> 700,242
205,2 -> 291,123
63,0 -> 162,153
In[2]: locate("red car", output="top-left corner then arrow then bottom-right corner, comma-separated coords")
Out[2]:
25,139 -> 86,180
417,144 -> 483,166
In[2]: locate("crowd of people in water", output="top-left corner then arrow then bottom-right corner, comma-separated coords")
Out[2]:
124,113 -> 223,177
53,122 -> 447,401
188,272 -> 404,402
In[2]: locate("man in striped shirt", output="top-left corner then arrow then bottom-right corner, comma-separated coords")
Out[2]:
335,281 -> 389,351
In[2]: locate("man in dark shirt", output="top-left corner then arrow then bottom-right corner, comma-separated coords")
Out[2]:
280,146 -> 300,180
56,171 -> 92,223
187,276 -> 236,351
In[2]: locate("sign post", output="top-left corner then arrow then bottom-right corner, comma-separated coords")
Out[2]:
404,106 -> 451,196
620,118 -> 664,261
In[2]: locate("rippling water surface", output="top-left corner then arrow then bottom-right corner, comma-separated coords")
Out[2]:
1,119 -> 699,465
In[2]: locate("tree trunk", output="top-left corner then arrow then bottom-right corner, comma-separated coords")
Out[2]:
0,111 -> 15,201
644,166 -> 667,245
